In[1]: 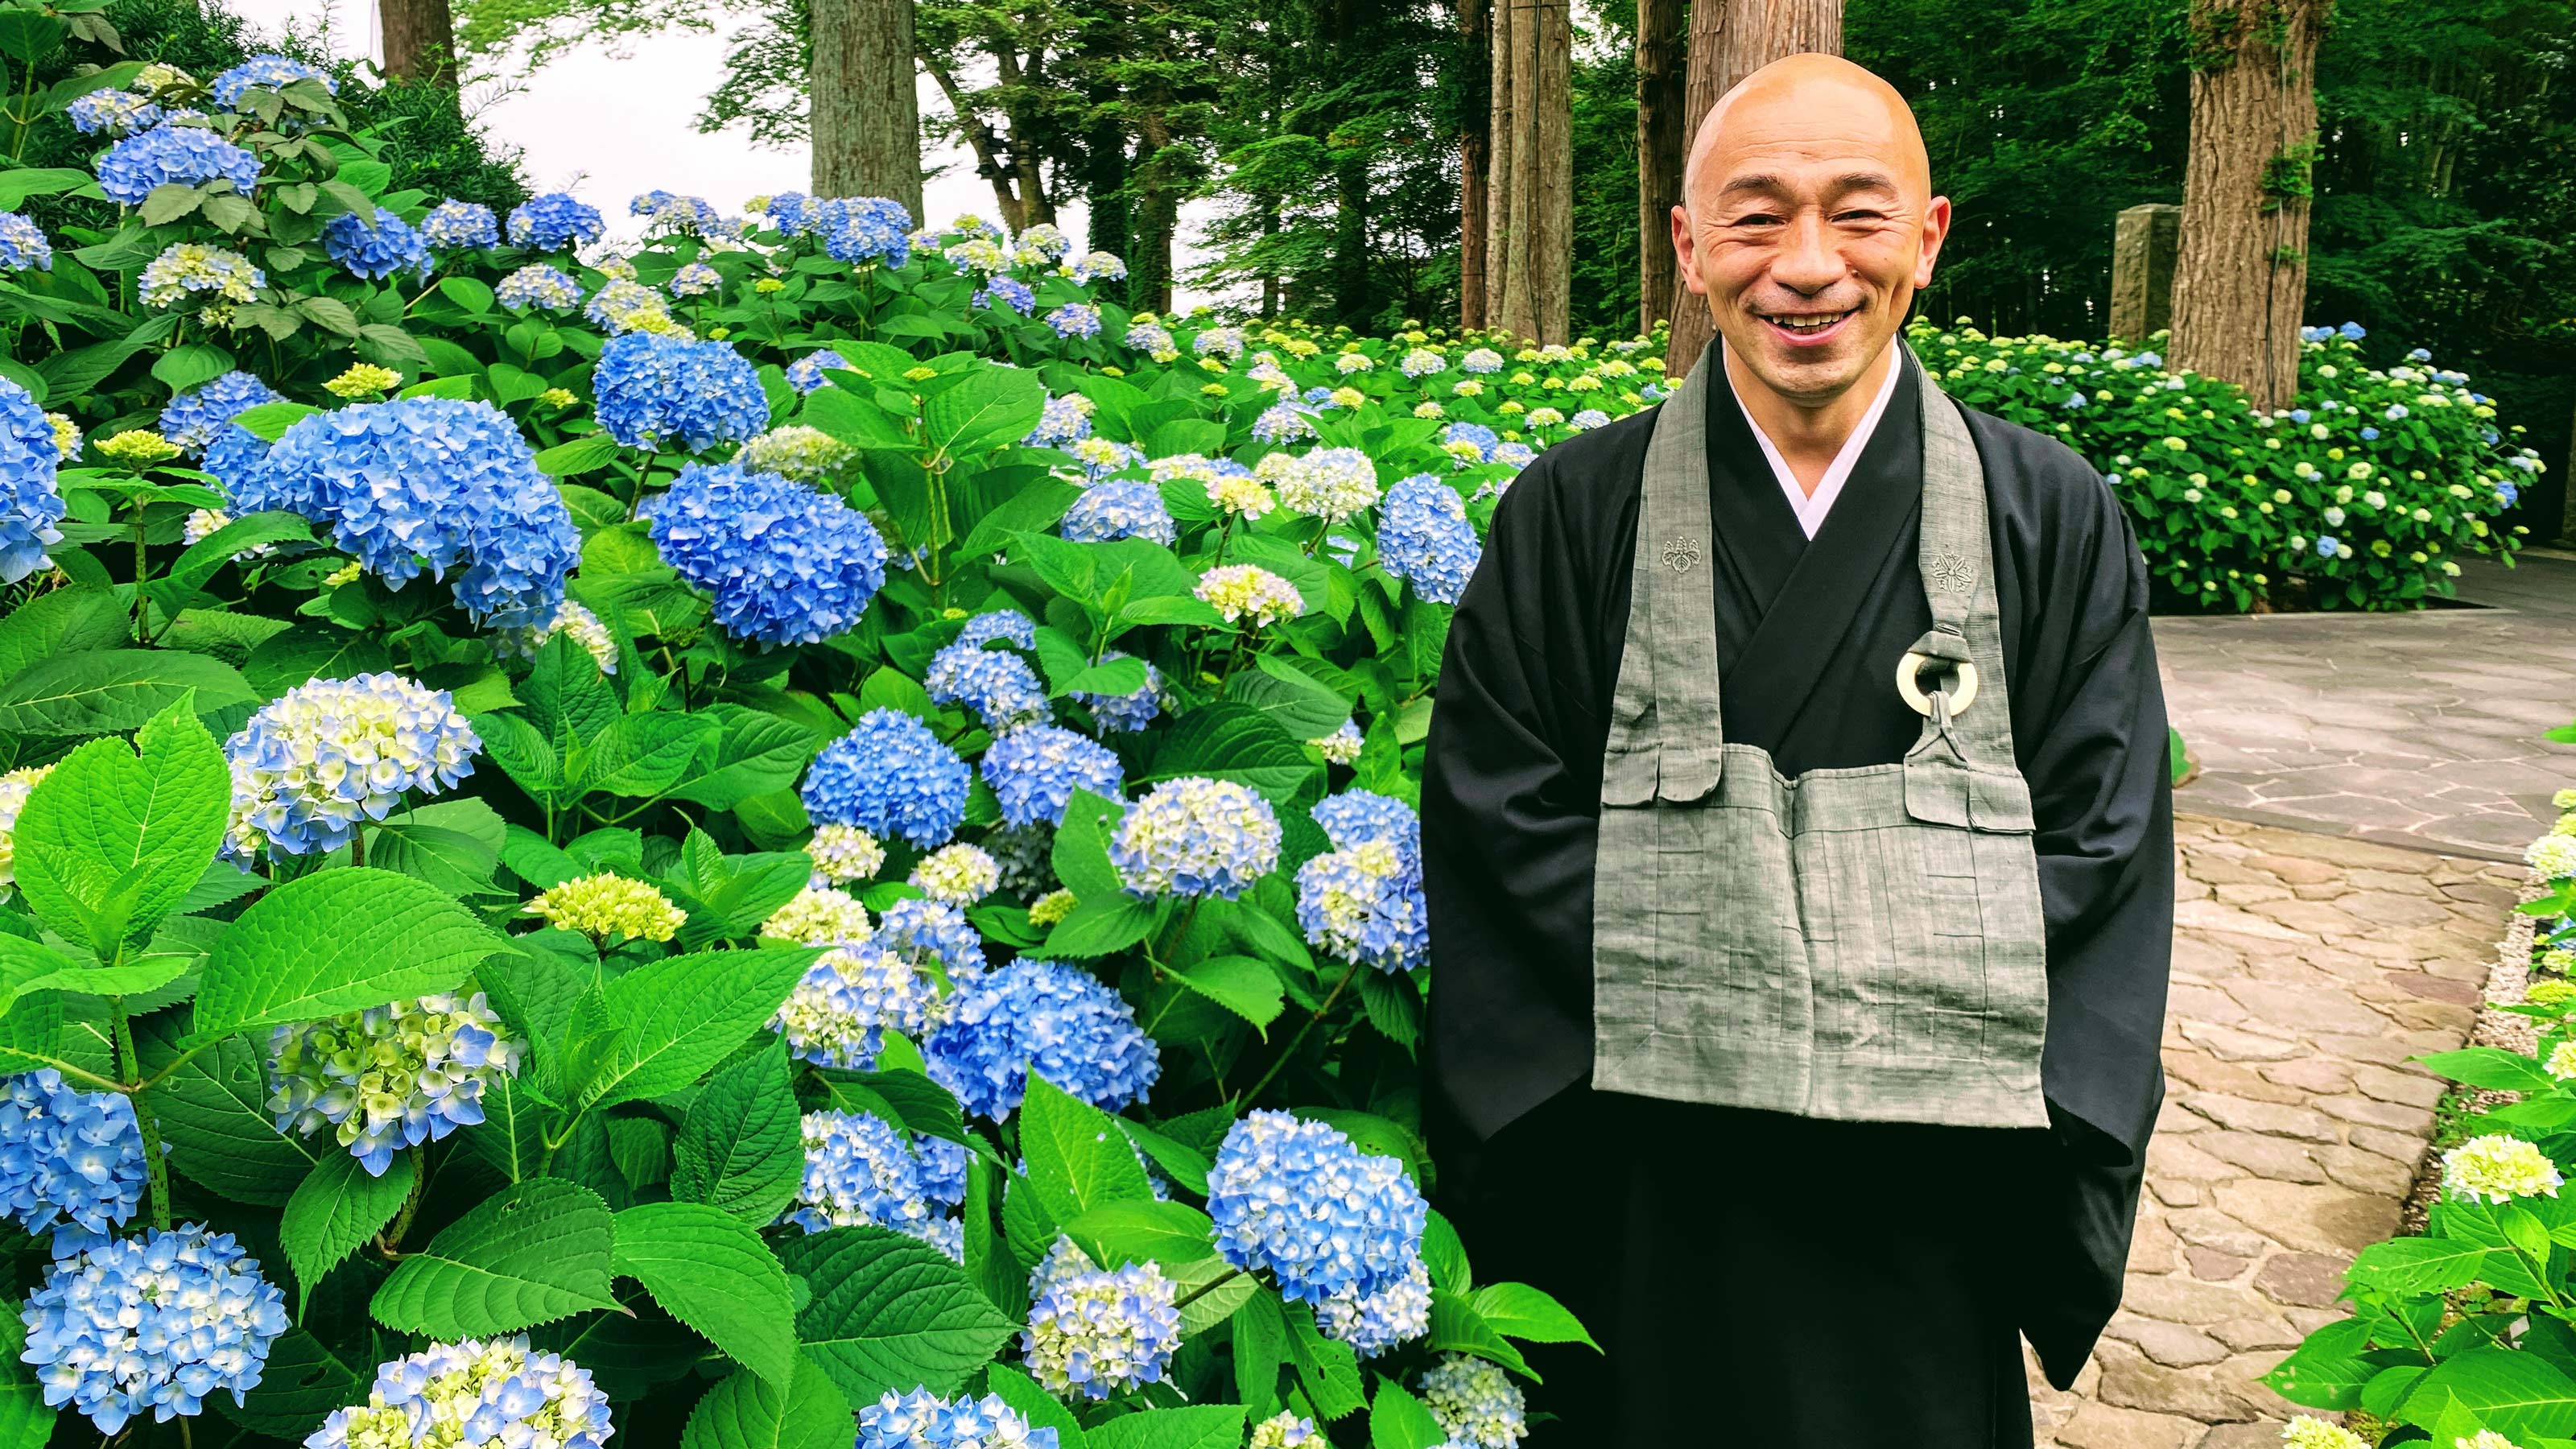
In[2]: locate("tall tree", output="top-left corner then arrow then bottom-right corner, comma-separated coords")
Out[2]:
1488,0 -> 1571,341
2168,0 -> 2330,411
1459,0 -> 1491,330
809,0 -> 925,211
1634,0 -> 1682,336
914,5 -> 1070,232
1662,0 -> 1843,376
381,0 -> 458,83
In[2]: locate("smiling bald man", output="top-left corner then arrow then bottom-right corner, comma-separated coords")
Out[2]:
1423,56 -> 2175,1444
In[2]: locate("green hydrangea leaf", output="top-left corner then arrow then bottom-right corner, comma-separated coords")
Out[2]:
612,1201 -> 798,1385
582,946 -> 819,1109
280,1148 -> 415,1315
679,1358 -> 851,1449
370,1177 -> 622,1337
671,1040 -> 801,1226
11,694 -> 228,958
190,867 -> 514,1043
777,1226 -> 1014,1406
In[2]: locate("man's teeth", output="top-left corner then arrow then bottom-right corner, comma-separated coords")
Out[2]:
1769,312 -> 1851,333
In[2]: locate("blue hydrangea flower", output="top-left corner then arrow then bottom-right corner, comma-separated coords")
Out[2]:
0,377 -> 65,584
1207,1111 -> 1426,1305
1492,440 -> 1536,470
858,1389 -> 1058,1449
775,944 -> 935,1071
306,1338 -> 613,1449
1074,654 -> 1160,733
1313,789 -> 1419,865
1125,321 -> 1175,355
1379,473 -> 1480,605
926,638 -> 1048,732
642,461 -> 888,646
1442,422 -> 1499,461
267,993 -> 523,1174
1570,408 -> 1610,431
786,1109 -> 962,1253
253,397 -> 578,624
803,708 -> 971,849
1046,303 -> 1103,339
824,198 -> 914,266
924,958 -> 1159,1121
202,422 -> 272,506
222,674 -> 481,858
0,213 -> 50,273
786,349 -> 848,394
630,189 -> 727,235
506,192 -> 604,250
670,261 -> 721,296
324,206 -> 430,281
762,192 -> 828,236
419,200 -> 500,250
876,897 -> 988,978
1461,348 -> 1503,374
1319,1257 -> 1431,1358
2339,321 -> 2367,341
209,53 -> 333,106
1022,1240 -> 1181,1400
159,371 -> 281,456
1253,402 -> 1317,444
955,609 -> 1036,649
496,264 -> 582,312
2314,535 -> 2343,559
23,1224 -> 289,1433
1025,394 -> 1094,447
1419,1354 -> 1526,1449
593,331 -> 767,452
0,1070 -> 147,1249
1061,480 -> 1177,545
976,276 -> 1035,314
68,89 -> 159,136
1295,840 -> 1426,974
983,724 -> 1123,828
1111,777 -> 1281,900
96,126 -> 261,204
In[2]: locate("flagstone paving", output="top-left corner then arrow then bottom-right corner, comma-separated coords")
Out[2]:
2027,814 -> 2524,1448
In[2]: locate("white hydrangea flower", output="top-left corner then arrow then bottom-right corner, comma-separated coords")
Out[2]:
2442,1133 -> 2564,1205
764,886 -> 873,947
908,844 -> 1000,906
807,824 -> 887,886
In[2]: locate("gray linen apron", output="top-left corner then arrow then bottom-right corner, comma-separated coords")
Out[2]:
1591,347 -> 2051,1129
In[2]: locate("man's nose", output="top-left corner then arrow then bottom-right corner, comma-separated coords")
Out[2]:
1769,213 -> 1843,296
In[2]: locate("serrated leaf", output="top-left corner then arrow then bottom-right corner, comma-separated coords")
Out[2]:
214,1327 -> 367,1439
1426,1290 -> 1530,1377
138,1015 -> 319,1204
1283,1302 -> 1365,1417
572,711 -> 720,798
1368,1378 -> 1445,1449
229,402 -> 320,442
1020,1075 -> 1154,1225
584,947 -> 819,1108
281,1149 -> 414,1313
985,1364 -> 1086,1449
671,1040 -> 802,1225
0,649 -> 254,737
192,868 -> 513,1042
371,1178 -> 622,1336
1087,1406 -> 1245,1449
679,1357 -> 852,1449
667,705 -> 822,811
1467,1282 -> 1596,1349
1051,790 -> 1123,902
1059,1199 -> 1216,1272
778,1226 -> 1017,1406
0,588 -> 126,683
245,622 -> 392,696
613,1201 -> 798,1385
1165,955 -> 1284,1030
11,695 -> 228,958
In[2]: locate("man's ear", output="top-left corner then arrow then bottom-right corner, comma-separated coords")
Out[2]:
1670,203 -> 1705,296
1915,195 -> 1952,291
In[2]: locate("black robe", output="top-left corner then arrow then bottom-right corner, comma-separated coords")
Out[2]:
1422,350 -> 2174,1447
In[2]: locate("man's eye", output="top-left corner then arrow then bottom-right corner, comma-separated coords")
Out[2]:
1731,213 -> 1782,228
1835,210 -> 1889,224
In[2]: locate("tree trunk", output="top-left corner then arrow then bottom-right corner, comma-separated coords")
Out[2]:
1634,0 -> 1684,338
810,0 -> 924,217
2168,0 -> 2326,413
1131,95 -> 1179,314
1488,0 -> 1569,342
379,0 -> 456,85
923,56 -> 1024,229
1483,0 -> 1512,331
1662,0 -> 1843,377
1084,126 -> 1130,303
1331,0 -> 1370,324
1459,0 -> 1490,331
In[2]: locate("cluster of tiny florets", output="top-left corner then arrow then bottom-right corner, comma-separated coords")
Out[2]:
857,1389 -> 1057,1449
1275,447 -> 1382,522
497,264 -> 584,312
2442,1133 -> 2565,1204
222,674 -> 481,857
267,994 -> 524,1175
802,708 -> 972,849
0,212 -> 51,272
324,207 -> 431,281
1418,1354 -> 1527,1449
927,636 -> 1049,733
1319,1256 -> 1433,1357
1195,564 -> 1305,629
1380,473 -> 1481,605
806,823 -> 887,885
1111,777 -> 1282,901
1073,654 -> 1161,733
642,461 -> 889,646
138,242 -> 263,309
594,331 -> 766,451
982,724 -> 1124,829
209,54 -> 333,105
1297,790 -> 1427,972
739,423 -> 855,479
506,192 -> 605,250
875,898 -> 988,978
159,371 -> 280,455
774,944 -> 936,1071
419,200 -> 500,250
762,885 -> 873,947
924,958 -> 1158,1121
303,1337 -> 613,1449
0,1069 -> 148,1249
491,599 -> 618,674
910,844 -> 1001,905
1062,479 -> 1178,544
0,378 -> 59,583
524,873 -> 685,942
1020,1238 -> 1181,1401
97,126 -> 261,204
1207,1111 -> 1426,1304
786,1109 -> 965,1255
23,1225 -> 289,1433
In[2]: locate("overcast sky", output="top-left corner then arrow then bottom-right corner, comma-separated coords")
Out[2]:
223,0 -> 1212,299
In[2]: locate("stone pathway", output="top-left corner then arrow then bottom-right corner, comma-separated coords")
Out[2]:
2153,560 -> 2576,861
2027,815 -> 2524,1448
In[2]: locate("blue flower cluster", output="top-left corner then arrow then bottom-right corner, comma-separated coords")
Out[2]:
305,1338 -> 613,1449
497,264 -> 583,312
1294,840 -> 1426,974
1111,777 -> 1282,900
1208,1112 -> 1426,1305
786,1109 -> 965,1255
642,461 -> 889,646
925,958 -> 1159,1121
0,378 -> 63,584
68,89 -> 159,135
802,708 -> 971,849
1021,1239 -> 1181,1400
1319,1257 -> 1432,1358
1252,402 -> 1317,444
23,1224 -> 289,1433
266,993 -> 524,1174
506,192 -> 604,250
786,349 -> 848,394
1493,441 -> 1535,469
983,725 -> 1124,829
252,397 -> 578,623
1046,303 -> 1102,339
1074,654 -> 1160,733
96,126 -> 262,204
1025,394 -> 1094,447
1378,473 -> 1481,605
1061,480 -> 1177,544
0,213 -> 50,272
1314,788 -> 1421,865
419,199 -> 499,250
956,609 -> 1036,649
926,636 -> 1048,732
324,206 -> 431,281
1442,422 -> 1500,461
631,189 -> 728,235
592,330 -> 768,451
824,198 -> 913,267
670,261 -> 720,296
222,674 -> 481,858
876,898 -> 989,978
0,1070 -> 147,1249
774,944 -> 935,1071
202,422 -> 271,502
975,276 -> 1034,314
857,1389 -> 1058,1449
159,371 -> 281,455
209,53 -> 334,105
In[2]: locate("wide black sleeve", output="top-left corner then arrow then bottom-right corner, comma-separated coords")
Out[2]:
1422,415 -> 1650,1143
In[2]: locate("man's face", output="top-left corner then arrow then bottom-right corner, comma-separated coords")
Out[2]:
1671,84 -> 1949,406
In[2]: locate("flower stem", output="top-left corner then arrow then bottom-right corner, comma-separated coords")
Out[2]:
347,828 -> 367,869
1172,1266 -> 1246,1310
376,1147 -> 427,1253
111,1001 -> 173,1232
1237,958 -> 1367,1109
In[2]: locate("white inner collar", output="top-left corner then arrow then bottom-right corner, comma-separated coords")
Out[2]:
1724,347 -> 1905,539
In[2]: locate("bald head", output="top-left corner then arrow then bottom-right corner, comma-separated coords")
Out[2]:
1682,54 -> 1930,217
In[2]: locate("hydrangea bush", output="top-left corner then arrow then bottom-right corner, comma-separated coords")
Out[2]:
2264,733 -> 2576,1441
0,38 -> 2549,1449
